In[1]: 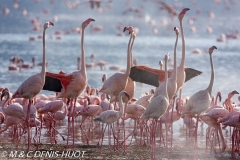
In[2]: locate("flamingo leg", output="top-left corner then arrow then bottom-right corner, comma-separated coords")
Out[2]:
26,99 -> 33,150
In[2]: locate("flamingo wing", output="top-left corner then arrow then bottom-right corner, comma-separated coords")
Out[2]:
184,68 -> 202,82
129,66 -> 202,87
129,66 -> 171,87
43,72 -> 73,92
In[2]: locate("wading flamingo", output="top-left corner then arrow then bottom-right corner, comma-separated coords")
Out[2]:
154,27 -> 179,101
141,54 -> 170,159
99,26 -> 133,105
43,18 -> 95,148
94,91 -> 129,153
181,45 -> 217,159
11,21 -> 53,150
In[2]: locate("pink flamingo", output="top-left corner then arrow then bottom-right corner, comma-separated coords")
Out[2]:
99,26 -> 133,106
1,89 -> 25,119
223,90 -> 239,112
200,114 -> 226,153
222,115 -> 240,158
181,46 -> 217,159
11,21 -> 53,150
124,32 -> 136,102
174,8 -> 190,97
141,54 -> 170,159
44,18 -> 95,148
38,100 -> 65,114
94,91 -> 129,153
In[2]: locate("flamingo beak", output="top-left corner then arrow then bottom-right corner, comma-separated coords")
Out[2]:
232,90 -> 239,94
186,8 -> 190,11
91,19 -> 95,21
123,27 -> 127,33
219,95 -> 222,102
213,46 -> 217,49
49,21 -> 54,26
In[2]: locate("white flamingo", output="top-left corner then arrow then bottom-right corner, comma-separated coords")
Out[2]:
181,46 -> 217,159
11,21 -> 54,150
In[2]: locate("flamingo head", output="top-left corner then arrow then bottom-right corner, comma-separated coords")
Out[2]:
123,26 -> 134,34
1,88 -> 9,101
44,21 -> 54,29
159,60 -> 163,68
178,8 -> 190,20
82,18 -> 95,29
165,53 -> 170,61
209,46 -> 217,54
174,27 -> 179,35
231,90 -> 239,95
217,92 -> 222,102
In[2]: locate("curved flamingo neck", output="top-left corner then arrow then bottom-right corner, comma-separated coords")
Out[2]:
41,28 -> 47,76
80,28 -> 86,76
125,32 -> 133,77
2,92 -> 9,113
206,53 -> 214,96
164,57 -> 169,100
179,19 -> 185,69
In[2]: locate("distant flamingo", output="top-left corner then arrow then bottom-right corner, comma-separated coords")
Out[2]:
181,46 -> 217,159
141,54 -> 170,159
1,89 -> 25,119
99,26 -> 133,105
94,91 -> 129,153
11,21 -> 54,150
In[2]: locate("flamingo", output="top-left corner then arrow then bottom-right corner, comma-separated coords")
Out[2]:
154,27 -> 179,101
124,31 -> 136,102
43,18 -> 95,148
99,26 -> 133,105
94,91 -> 129,153
141,54 -> 170,159
176,8 -> 190,92
1,89 -> 25,119
181,45 -> 217,159
223,90 -> 239,112
11,21 -> 53,150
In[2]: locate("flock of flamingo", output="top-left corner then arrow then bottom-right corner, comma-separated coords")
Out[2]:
1,6 -> 240,160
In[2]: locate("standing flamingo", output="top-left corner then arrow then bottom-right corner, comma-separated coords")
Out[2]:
176,8 -> 190,92
141,54 -> 170,159
43,18 -> 95,148
94,91 -> 129,153
124,32 -> 136,102
11,21 -> 53,150
181,45 -> 217,159
99,26 -> 133,105
154,27 -> 179,101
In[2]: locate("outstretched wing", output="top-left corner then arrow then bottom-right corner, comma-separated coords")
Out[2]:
43,72 -> 73,92
129,66 -> 159,87
184,68 -> 202,82
129,66 -> 202,87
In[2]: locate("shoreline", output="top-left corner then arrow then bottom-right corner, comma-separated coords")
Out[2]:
0,143 -> 235,160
